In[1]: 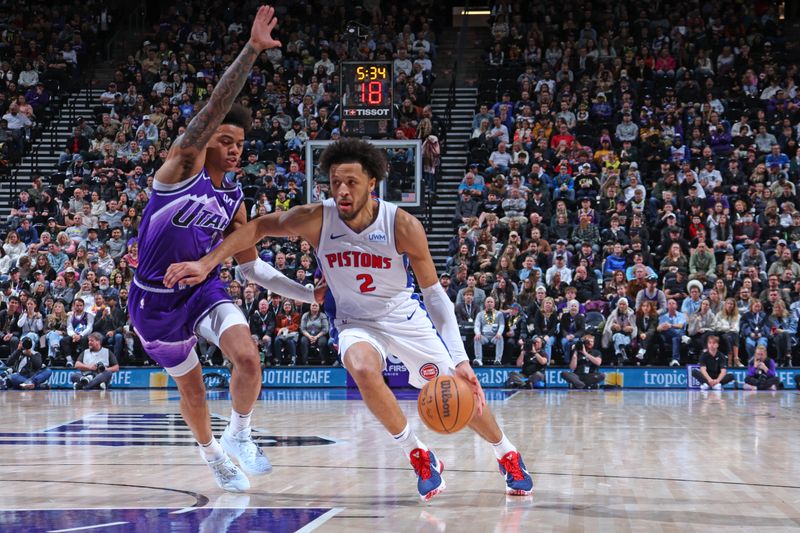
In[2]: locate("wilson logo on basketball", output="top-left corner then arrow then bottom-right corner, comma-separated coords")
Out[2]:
419,363 -> 439,380
440,378 -> 452,418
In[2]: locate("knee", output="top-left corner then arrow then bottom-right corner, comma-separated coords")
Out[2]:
181,382 -> 207,408
345,352 -> 381,384
226,335 -> 260,367
230,348 -> 261,375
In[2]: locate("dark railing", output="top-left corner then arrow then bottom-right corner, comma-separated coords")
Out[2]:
105,4 -> 147,62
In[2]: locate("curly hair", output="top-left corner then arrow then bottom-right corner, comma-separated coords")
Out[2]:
319,138 -> 387,182
221,103 -> 252,135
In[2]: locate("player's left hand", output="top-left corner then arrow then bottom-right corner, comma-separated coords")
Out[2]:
248,5 -> 282,52
164,260 -> 210,288
455,360 -> 486,416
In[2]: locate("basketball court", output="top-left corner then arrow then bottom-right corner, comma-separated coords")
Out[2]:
1,388 -> 798,532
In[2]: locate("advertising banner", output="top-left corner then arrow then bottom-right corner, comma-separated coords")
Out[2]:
40,366 -> 800,390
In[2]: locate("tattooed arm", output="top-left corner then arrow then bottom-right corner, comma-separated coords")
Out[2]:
155,6 -> 282,185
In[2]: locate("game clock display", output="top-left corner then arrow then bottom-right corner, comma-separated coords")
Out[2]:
340,61 -> 393,120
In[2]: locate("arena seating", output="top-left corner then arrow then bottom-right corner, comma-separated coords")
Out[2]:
0,1 -> 441,368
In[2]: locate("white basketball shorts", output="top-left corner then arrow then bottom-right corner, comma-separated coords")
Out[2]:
337,296 -> 457,389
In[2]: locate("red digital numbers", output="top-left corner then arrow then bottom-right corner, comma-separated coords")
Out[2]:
359,81 -> 383,105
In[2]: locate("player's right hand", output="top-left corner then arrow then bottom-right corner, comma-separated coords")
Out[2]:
455,361 -> 486,416
313,276 -> 327,304
164,261 -> 209,288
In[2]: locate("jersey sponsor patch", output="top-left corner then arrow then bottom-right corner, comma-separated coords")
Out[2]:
367,230 -> 388,243
419,363 -> 439,380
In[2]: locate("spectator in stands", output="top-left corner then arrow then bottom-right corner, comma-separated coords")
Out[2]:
687,299 -> 717,360
558,299 -> 585,364
299,302 -> 330,366
60,298 -> 93,368
740,297 -> 770,363
658,299 -> 688,366
634,299 -> 659,364
502,303 -> 527,365
0,296 -> 21,359
767,299 -> 796,368
715,298 -> 743,368
473,296 -> 504,367
602,298 -> 637,364
274,300 -> 300,366
249,298 -> 275,367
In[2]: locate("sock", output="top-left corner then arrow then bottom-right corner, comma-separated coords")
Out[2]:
491,433 -> 517,460
198,437 -> 224,462
228,409 -> 252,434
392,423 -> 427,456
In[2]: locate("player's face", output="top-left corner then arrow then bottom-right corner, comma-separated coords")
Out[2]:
330,162 -> 376,221
206,124 -> 245,173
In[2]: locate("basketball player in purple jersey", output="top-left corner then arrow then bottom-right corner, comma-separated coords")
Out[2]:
165,139 -> 533,500
129,6 -> 319,492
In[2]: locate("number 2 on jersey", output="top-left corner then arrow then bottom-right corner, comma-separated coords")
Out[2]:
356,273 -> 376,293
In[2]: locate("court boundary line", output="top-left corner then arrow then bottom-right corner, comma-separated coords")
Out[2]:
0,479 -> 209,508
0,505 -> 344,512
40,411 -> 102,432
48,521 -> 128,532
1,467 -> 797,492
295,507 -> 344,533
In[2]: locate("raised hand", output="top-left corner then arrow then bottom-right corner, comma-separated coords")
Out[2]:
249,5 -> 282,52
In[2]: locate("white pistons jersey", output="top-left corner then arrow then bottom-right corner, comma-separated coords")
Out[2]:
317,197 -> 414,321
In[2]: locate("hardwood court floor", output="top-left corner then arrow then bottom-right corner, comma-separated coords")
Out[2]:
0,388 -> 798,532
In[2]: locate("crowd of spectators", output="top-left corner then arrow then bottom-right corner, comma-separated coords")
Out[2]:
0,0 -> 103,172
445,0 -> 800,375
0,1 -> 444,375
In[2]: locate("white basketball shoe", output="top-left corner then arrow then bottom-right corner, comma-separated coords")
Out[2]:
221,426 -> 273,476
205,453 -> 250,493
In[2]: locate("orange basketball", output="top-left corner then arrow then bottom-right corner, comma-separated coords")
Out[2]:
417,375 -> 476,434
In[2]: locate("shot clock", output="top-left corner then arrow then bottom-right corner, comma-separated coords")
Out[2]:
340,61 -> 393,120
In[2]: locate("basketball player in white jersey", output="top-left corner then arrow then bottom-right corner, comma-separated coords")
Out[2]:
165,138 -> 533,500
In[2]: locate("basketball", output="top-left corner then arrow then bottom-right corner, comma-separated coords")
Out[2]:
417,375 -> 476,434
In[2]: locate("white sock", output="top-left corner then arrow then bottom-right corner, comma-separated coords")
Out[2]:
198,437 -> 224,462
392,423 -> 427,456
491,433 -> 517,459
228,409 -> 252,434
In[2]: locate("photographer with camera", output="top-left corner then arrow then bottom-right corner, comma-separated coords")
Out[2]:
69,332 -> 119,390
3,337 -> 51,390
744,345 -> 780,390
560,334 -> 605,389
507,336 -> 549,389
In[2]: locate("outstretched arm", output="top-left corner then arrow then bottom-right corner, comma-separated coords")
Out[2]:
163,203 -> 322,288
396,209 -> 486,413
155,6 -> 282,184
227,204 -> 319,303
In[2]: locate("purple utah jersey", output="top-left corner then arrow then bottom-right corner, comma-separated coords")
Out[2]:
129,169 -> 244,371
136,168 -> 243,283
